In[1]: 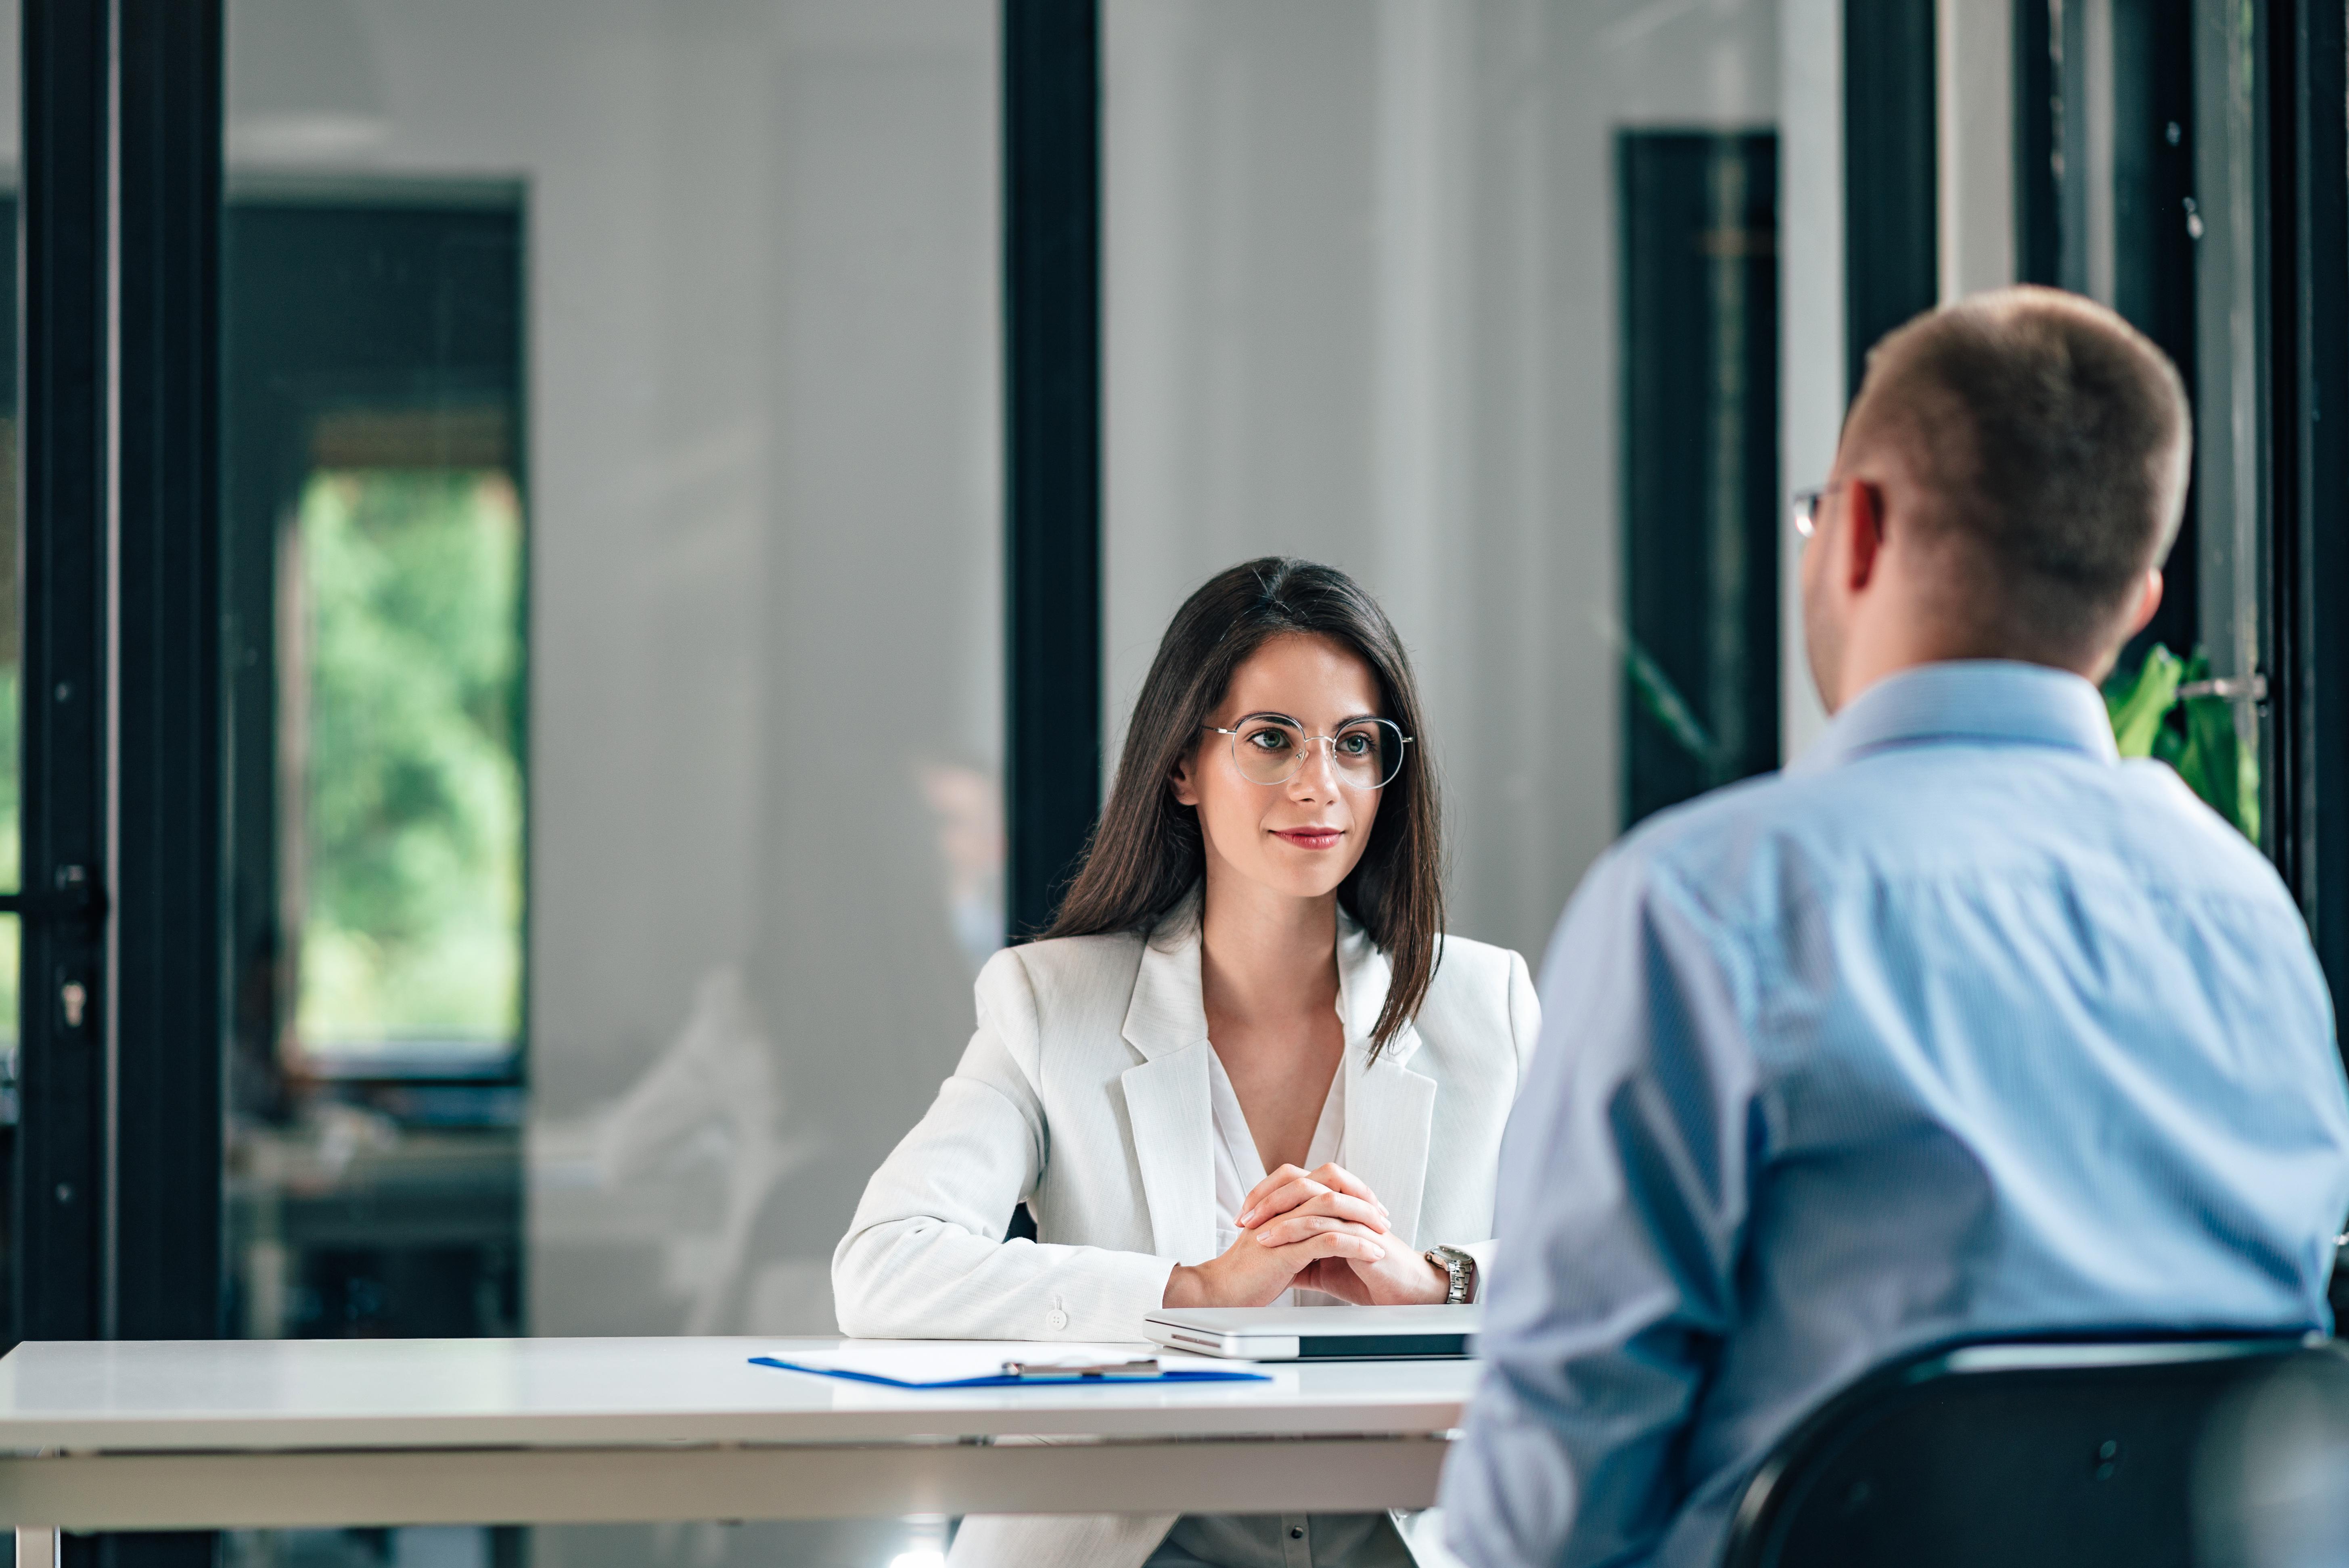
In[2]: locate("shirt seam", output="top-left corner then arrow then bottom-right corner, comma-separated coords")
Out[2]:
1666,855 -> 2298,945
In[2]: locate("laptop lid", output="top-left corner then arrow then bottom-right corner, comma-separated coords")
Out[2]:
1142,1304 -> 1481,1361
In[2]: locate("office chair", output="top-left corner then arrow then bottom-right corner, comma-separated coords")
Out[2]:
1718,1333 -> 2349,1568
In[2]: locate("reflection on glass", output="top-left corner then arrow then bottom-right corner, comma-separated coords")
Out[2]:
222,192 -> 529,1387
222,1526 -> 519,1568
224,0 -> 1001,1561
919,761 -> 1005,975
1620,132 -> 1780,826
2050,0 -> 2246,841
291,469 -> 523,1062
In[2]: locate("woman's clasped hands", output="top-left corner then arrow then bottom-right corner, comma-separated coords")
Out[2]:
1160,1162 -> 1451,1308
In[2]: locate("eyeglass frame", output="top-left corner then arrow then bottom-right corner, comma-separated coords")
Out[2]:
1200,714 -> 1414,791
1791,485 -> 1827,539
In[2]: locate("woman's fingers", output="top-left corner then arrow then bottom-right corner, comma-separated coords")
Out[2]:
1242,1188 -> 1386,1233
1237,1175 -> 1326,1228
1240,1165 -> 1314,1221
1190,1217 -> 1395,1308
1305,1162 -> 1380,1204
1239,1164 -> 1390,1229
1251,1212 -> 1389,1252
1282,1225 -> 1387,1264
1291,1256 -> 1379,1305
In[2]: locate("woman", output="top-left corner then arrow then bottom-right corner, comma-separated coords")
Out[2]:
834,558 -> 1539,1568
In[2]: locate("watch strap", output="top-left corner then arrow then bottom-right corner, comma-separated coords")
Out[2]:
1424,1244 -> 1474,1304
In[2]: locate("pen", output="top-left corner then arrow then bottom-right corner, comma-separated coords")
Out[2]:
1001,1359 -> 1162,1381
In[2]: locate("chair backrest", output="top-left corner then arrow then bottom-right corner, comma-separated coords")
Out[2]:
1718,1334 -> 2340,1568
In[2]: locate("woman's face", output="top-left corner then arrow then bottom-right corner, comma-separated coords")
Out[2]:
1171,632 -> 1386,904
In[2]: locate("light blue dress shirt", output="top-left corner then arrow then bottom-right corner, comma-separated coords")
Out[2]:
1441,661 -> 2349,1568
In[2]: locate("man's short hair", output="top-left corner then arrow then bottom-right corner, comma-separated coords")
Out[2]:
1846,286 -> 2191,659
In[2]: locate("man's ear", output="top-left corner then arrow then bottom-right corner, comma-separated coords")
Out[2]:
2125,567 -> 2165,637
1844,478 -> 1885,591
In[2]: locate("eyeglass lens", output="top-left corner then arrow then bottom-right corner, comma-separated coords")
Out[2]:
1791,487 -> 1822,538
1231,718 -> 1404,790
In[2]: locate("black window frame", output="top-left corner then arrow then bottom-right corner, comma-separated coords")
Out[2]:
2265,0 -> 2349,1005
14,0 -> 225,1362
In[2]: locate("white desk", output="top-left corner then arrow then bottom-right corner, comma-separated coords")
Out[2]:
0,1337 -> 1473,1538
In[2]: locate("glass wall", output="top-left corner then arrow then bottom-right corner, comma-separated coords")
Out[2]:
1103,0 -> 1782,960
2030,0 -> 2265,850
221,2 -> 1000,1565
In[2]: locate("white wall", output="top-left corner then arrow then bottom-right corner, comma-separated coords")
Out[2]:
1938,0 -> 2015,302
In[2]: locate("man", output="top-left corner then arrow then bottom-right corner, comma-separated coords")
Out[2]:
1441,287 -> 2349,1567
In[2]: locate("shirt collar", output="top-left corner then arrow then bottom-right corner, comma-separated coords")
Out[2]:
1790,659 -> 2119,776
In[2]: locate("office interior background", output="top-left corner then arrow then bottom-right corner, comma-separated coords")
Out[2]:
1,0 -> 2345,1564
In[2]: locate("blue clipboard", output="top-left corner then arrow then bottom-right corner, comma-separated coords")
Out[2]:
749,1355 -> 1269,1389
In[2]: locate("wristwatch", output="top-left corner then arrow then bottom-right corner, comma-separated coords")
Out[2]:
1424,1244 -> 1476,1305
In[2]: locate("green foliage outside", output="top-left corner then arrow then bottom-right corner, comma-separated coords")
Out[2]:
296,470 -> 523,1052
2102,643 -> 2260,843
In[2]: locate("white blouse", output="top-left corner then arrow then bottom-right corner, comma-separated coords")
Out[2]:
1204,1047 -> 1346,1271
1176,1049 -> 1408,1568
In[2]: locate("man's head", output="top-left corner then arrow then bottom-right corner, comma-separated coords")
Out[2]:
1802,286 -> 2190,712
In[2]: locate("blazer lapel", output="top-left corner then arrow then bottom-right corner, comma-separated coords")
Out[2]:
1121,1051 -> 1218,1264
1337,920 -> 1437,1248
1119,897 -> 1219,1265
1344,1043 -> 1437,1250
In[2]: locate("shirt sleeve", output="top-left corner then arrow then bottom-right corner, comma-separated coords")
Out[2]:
1440,844 -> 1762,1568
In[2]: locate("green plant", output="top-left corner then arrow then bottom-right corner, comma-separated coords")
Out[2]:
2102,643 -> 2259,842
295,468 -> 524,1050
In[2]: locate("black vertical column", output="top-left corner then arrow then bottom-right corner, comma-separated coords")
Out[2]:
2270,0 -> 2349,1019
16,0 -> 111,1349
1004,0 -> 1102,940
112,0 -> 224,1344
17,0 -> 226,1361
1845,0 -> 1939,392
2109,0 -> 2200,665
2012,0 -> 2060,285
23,1 -> 224,1555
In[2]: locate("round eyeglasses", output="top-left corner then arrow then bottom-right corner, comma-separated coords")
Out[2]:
1202,716 -> 1412,791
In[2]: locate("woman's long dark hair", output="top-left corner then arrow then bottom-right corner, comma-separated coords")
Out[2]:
1048,557 -> 1443,1053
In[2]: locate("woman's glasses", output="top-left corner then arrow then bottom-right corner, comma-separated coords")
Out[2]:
1202,716 -> 1412,791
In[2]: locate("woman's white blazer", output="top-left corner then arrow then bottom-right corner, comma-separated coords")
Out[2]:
834,898 -> 1539,1341
831,897 -> 1538,1568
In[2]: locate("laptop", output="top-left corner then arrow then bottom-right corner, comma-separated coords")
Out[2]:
1142,1304 -> 1480,1361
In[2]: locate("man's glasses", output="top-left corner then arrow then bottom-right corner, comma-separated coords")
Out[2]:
1202,716 -> 1412,791
1791,486 -> 1826,539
